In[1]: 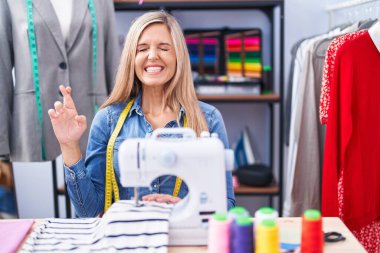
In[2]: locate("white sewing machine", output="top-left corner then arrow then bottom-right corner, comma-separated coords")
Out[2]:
118,128 -> 233,245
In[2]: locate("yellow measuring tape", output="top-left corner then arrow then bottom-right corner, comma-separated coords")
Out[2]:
104,99 -> 134,212
172,115 -> 187,198
104,100 -> 187,212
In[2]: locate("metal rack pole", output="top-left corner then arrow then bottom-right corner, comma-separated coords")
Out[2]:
326,0 -> 377,11
51,160 -> 59,218
326,0 -> 379,28
279,0 -> 284,217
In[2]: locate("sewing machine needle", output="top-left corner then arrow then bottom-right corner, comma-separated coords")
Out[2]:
134,187 -> 139,206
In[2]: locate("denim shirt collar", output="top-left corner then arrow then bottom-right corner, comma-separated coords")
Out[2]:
130,91 -> 144,117
130,91 -> 186,120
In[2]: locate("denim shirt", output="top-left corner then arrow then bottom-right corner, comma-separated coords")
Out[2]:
64,92 -> 235,217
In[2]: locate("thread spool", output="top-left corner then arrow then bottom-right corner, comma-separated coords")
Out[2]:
231,216 -> 254,253
208,212 -> 231,253
254,207 -> 278,227
255,219 -> 279,253
301,209 -> 323,253
229,206 -> 250,220
229,207 -> 250,253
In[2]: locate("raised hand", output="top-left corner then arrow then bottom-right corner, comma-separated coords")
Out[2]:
48,85 -> 87,145
48,85 -> 87,165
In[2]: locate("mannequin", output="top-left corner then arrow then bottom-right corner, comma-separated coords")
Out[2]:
0,0 -> 120,162
0,0 -> 120,218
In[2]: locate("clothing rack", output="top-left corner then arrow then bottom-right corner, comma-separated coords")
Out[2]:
326,0 -> 379,28
326,0 -> 376,11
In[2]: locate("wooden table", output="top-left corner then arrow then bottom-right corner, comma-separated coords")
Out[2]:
9,217 -> 365,252
168,217 -> 366,253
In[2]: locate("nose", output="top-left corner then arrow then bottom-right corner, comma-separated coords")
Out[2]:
148,48 -> 159,60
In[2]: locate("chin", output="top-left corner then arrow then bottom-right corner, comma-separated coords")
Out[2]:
142,79 -> 169,87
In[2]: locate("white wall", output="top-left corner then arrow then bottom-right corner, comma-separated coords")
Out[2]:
284,0 -> 331,84
13,0 -> 339,218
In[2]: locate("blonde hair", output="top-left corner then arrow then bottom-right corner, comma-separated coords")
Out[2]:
101,11 -> 208,135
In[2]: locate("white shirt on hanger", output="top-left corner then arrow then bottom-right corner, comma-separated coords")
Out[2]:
50,0 -> 73,41
369,21 -> 380,52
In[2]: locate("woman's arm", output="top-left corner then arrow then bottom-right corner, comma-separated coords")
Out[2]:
49,85 -> 108,217
208,107 -> 236,210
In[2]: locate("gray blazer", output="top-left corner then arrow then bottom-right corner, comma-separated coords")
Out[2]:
0,0 -> 120,161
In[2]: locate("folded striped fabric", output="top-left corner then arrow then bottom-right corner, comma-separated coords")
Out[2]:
21,200 -> 173,253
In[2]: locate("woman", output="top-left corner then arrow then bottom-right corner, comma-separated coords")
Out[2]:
48,11 -> 235,217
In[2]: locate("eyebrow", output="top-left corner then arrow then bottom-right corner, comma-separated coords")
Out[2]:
137,42 -> 172,47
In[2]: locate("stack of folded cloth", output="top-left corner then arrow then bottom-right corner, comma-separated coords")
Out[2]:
21,200 -> 173,253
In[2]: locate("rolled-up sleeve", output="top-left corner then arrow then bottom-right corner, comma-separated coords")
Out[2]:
64,108 -> 110,217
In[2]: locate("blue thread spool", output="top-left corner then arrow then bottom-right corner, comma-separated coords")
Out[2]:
231,216 -> 254,253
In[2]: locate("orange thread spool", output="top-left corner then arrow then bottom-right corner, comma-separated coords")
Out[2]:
301,209 -> 324,253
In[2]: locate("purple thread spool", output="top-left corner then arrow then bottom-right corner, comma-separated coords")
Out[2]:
232,216 -> 254,253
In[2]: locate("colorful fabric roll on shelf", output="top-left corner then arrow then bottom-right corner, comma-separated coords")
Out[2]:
185,36 -> 218,74
226,35 -> 262,79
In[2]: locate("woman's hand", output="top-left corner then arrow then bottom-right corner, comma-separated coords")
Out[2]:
48,85 -> 87,146
142,194 -> 181,204
48,85 -> 87,165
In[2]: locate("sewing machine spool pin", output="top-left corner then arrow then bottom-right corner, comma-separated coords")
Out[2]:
134,187 -> 139,206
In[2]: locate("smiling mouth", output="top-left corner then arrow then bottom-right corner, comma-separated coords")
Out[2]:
145,66 -> 163,73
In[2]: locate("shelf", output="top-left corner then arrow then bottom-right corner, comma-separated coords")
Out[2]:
197,93 -> 280,103
234,181 -> 279,196
114,0 -> 284,10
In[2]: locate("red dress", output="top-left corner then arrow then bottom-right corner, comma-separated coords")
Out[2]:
319,30 -> 366,125
322,31 -> 380,253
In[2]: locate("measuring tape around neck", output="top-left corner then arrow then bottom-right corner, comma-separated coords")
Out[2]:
104,100 -> 186,212
25,0 -> 98,160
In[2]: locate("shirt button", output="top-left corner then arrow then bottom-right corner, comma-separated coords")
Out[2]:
59,62 -> 67,69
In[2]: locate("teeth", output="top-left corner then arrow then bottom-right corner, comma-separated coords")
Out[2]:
145,67 -> 162,73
